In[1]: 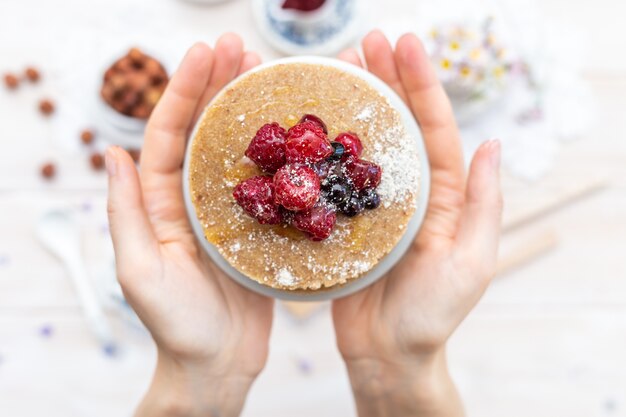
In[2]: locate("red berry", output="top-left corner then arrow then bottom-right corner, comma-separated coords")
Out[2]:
233,176 -> 282,225
334,132 -> 363,158
245,123 -> 287,173
282,0 -> 326,11
343,157 -> 382,191
299,114 -> 328,134
293,204 -> 336,241
274,164 -> 321,211
285,121 -> 333,164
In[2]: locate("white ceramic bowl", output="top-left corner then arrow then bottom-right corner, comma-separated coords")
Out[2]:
94,47 -> 172,147
183,56 -> 430,301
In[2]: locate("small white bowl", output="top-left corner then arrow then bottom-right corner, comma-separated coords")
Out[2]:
94,47 -> 171,147
97,96 -> 148,134
183,56 -> 431,301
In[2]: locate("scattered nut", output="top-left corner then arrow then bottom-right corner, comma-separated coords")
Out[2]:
3,73 -> 19,89
39,99 -> 55,116
90,152 -> 105,170
40,162 -> 56,180
127,148 -> 141,163
25,67 -> 40,83
80,129 -> 95,145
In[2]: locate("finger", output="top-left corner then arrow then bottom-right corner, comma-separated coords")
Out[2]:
394,34 -> 464,183
454,140 -> 503,270
237,51 -> 262,76
201,33 -> 244,106
142,42 -> 214,176
192,49 -> 258,125
337,48 -> 364,67
395,33 -> 467,242
105,147 -> 158,274
362,30 -> 408,102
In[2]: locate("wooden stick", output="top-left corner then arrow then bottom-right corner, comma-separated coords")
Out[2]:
503,178 -> 607,233
496,230 -> 559,276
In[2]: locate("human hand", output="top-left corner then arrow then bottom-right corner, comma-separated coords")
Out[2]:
333,31 -> 503,416
105,34 -> 271,417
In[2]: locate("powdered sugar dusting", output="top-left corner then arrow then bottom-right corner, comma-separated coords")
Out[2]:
355,104 -> 374,122
357,100 -> 420,207
277,268 -> 297,286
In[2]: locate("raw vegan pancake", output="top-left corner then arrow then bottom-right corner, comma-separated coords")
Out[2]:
188,63 -> 421,290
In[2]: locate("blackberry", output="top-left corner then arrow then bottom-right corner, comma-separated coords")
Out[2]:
340,195 -> 364,217
329,142 -> 345,161
360,188 -> 381,210
322,175 -> 351,205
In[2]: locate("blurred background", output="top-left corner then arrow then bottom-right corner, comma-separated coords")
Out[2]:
1,0 -> 625,416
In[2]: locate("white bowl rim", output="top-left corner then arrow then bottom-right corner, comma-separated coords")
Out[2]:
182,56 -> 431,301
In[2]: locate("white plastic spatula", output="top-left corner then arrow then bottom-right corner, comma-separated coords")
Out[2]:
37,210 -> 117,355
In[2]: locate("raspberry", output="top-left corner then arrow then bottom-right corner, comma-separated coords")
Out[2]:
334,132 -> 363,158
233,176 -> 282,225
245,123 -> 287,173
285,121 -> 333,164
299,114 -> 328,134
282,0 -> 326,11
343,157 -> 382,191
274,164 -> 321,211
293,204 -> 336,241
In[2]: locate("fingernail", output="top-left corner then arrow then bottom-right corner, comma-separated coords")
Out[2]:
490,139 -> 501,169
105,147 -> 117,177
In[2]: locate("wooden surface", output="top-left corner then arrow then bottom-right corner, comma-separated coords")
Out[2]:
1,0 -> 626,416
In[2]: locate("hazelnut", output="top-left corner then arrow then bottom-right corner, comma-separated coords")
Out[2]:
150,73 -> 166,87
128,48 -> 146,68
103,68 -> 116,82
3,73 -> 19,89
111,100 -> 129,115
25,67 -> 40,83
132,105 -> 151,119
127,72 -> 151,91
127,148 -> 141,163
144,59 -> 163,74
114,56 -> 134,72
122,90 -> 141,109
80,129 -> 95,145
39,99 -> 55,116
90,153 -> 105,170
109,74 -> 127,90
40,162 -> 56,179
144,88 -> 163,106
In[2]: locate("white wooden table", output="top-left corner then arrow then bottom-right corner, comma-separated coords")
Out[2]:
1,0 -> 625,416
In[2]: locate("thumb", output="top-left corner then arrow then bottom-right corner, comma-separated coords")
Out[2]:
105,146 -> 158,279
454,140 -> 503,277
